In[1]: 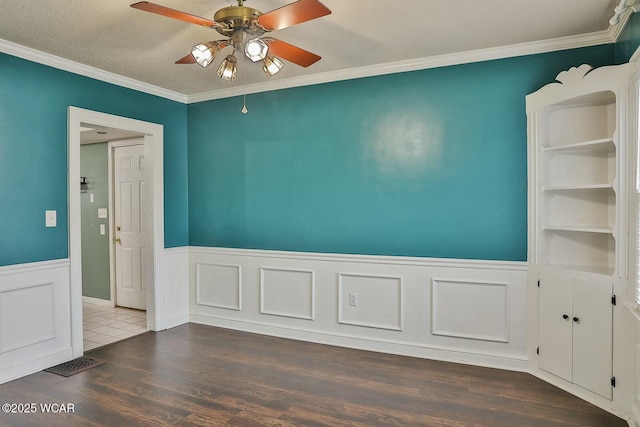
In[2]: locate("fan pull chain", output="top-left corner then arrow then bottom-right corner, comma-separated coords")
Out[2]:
241,52 -> 248,114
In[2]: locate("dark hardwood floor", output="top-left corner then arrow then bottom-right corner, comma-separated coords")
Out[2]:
0,324 -> 628,426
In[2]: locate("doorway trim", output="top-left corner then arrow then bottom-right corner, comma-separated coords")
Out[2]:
68,107 -> 165,358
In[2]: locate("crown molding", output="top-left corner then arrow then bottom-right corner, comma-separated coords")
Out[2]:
0,38 -> 187,104
0,19 -> 626,106
608,3 -> 636,42
187,29 -> 616,103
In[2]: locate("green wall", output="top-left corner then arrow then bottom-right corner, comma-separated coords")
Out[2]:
616,12 -> 640,63
187,45 -> 616,261
4,18 -> 640,267
0,53 -> 188,267
81,143 -> 110,300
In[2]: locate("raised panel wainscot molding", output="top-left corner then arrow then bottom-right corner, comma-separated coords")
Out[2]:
260,267 -> 315,320
0,282 -> 56,353
432,279 -> 509,343
0,260 -> 72,384
338,273 -> 403,331
188,247 -> 528,372
196,262 -> 242,311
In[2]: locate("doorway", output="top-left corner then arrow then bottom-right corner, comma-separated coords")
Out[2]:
80,133 -> 149,349
69,107 -> 165,358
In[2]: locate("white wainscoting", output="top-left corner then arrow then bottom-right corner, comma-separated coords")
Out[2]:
197,262 -> 242,311
163,247 -> 190,329
432,279 -> 509,343
261,267 -> 314,320
338,273 -> 402,331
189,247 -> 529,371
0,259 -> 72,384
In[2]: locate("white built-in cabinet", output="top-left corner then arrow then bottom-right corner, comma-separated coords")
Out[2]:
527,63 -> 630,401
538,271 -> 613,399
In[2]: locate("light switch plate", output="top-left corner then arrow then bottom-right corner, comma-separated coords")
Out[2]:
98,208 -> 108,219
100,224 -> 106,235
89,193 -> 94,203
45,210 -> 56,227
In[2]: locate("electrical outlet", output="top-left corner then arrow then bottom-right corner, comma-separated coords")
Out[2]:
349,292 -> 358,307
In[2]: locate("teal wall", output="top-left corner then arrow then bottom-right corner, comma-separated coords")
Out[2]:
616,12 -> 640,64
188,45 -> 616,261
1,28 -> 632,266
0,53 -> 188,267
81,143 -> 110,300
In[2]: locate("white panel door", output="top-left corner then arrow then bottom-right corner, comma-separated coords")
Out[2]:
572,278 -> 612,399
538,270 -> 573,382
114,143 -> 147,310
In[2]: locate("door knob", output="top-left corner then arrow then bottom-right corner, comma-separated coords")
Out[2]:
573,317 -> 579,323
113,237 -> 121,244
562,314 -> 569,320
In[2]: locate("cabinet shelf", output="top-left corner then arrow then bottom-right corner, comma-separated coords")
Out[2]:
541,264 -> 615,276
542,184 -> 614,191
540,227 -> 615,275
542,225 -> 613,234
542,137 -> 614,153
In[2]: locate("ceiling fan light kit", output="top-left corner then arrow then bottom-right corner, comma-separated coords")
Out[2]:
217,54 -> 238,81
263,56 -> 285,77
245,38 -> 269,62
192,41 -> 222,68
131,0 -> 331,81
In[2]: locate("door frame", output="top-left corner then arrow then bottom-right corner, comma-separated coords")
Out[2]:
68,107 -> 165,358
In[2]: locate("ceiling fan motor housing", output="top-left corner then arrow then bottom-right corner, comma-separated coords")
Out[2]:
213,6 -> 265,38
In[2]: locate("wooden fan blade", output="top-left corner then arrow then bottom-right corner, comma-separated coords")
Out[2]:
175,53 -> 196,64
258,0 -> 331,31
131,2 -> 216,27
264,38 -> 321,67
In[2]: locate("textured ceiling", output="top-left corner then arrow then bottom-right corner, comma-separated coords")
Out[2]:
0,1 -> 621,97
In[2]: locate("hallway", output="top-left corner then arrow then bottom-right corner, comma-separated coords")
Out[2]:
83,302 -> 147,351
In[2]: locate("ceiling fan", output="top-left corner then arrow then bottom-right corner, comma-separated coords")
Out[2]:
131,0 -> 331,82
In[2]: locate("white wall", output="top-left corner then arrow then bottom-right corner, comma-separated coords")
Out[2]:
189,247 -> 529,371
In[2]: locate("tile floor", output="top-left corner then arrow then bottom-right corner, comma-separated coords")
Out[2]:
83,302 -> 148,351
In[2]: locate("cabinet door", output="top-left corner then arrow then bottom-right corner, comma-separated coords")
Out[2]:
539,271 -> 573,382
572,278 -> 613,399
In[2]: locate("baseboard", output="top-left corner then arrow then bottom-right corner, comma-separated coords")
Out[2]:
0,347 -> 72,385
82,296 -> 113,307
165,313 -> 189,329
190,313 -> 529,372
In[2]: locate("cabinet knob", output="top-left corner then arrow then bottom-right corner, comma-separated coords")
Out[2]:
573,317 -> 579,323
562,314 -> 569,320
